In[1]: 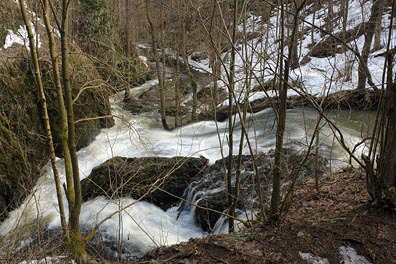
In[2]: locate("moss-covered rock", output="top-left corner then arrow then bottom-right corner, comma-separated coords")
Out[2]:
81,156 -> 208,209
0,0 -> 114,221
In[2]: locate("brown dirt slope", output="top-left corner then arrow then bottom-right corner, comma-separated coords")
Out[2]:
135,168 -> 396,264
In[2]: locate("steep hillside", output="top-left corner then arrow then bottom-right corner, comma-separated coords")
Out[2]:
0,0 -> 115,221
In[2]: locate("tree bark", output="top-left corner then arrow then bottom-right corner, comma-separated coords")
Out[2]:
146,0 -> 169,130
227,0 -> 239,232
124,0 -> 132,98
379,56 -> 396,189
61,0 -> 87,261
41,0 -> 71,241
180,8 -> 198,122
271,0 -> 305,216
18,0 -> 69,240
357,0 -> 384,90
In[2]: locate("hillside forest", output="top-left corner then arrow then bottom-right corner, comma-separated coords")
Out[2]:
0,0 -> 396,263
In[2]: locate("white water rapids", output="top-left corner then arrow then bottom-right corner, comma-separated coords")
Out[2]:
0,80 -> 375,259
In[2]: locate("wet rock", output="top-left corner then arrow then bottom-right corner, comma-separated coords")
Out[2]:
163,104 -> 188,116
197,106 -> 230,122
123,97 -> 154,114
81,156 -> 209,210
188,150 -> 328,231
190,51 -> 208,62
196,191 -> 229,232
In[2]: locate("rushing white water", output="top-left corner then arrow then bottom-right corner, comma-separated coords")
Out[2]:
0,81 -> 375,259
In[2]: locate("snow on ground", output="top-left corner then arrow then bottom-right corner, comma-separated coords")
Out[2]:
19,256 -> 75,264
2,0 -> 51,51
299,251 -> 330,264
186,0 -> 396,106
3,23 -> 41,51
299,246 -> 372,264
339,246 -> 372,264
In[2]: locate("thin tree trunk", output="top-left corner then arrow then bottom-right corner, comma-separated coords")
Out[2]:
231,0 -> 248,231
124,0 -> 132,98
357,0 -> 384,90
270,1 -> 286,217
289,0 -> 300,69
160,6 -> 168,128
271,0 -> 305,216
18,0 -> 69,240
175,47 -> 181,127
146,0 -> 169,130
227,0 -> 239,232
60,0 -> 87,261
180,9 -> 198,122
41,0 -> 72,241
373,7 -> 383,52
326,0 -> 334,33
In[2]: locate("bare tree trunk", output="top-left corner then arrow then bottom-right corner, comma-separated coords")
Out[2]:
289,0 -> 301,69
357,0 -> 384,90
180,6 -> 198,122
364,1 -> 396,208
124,0 -> 132,98
41,0 -> 72,241
270,0 -> 286,217
146,0 -> 169,130
341,0 -> 350,81
311,2 -> 316,45
326,0 -> 334,33
231,0 -> 248,231
226,0 -> 239,232
373,7 -> 383,52
60,0 -> 87,261
271,0 -> 305,217
175,47 -> 181,127
380,57 -> 396,189
18,0 -> 69,240
207,0 -> 223,110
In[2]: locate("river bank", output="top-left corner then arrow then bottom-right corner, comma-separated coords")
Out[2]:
7,167 -> 396,263
133,167 -> 396,264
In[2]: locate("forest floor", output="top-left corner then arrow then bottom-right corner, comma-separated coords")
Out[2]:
134,167 -> 396,264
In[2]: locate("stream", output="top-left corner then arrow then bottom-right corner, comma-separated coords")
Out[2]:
0,78 -> 376,259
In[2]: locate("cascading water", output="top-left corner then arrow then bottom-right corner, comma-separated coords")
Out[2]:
0,78 -> 375,260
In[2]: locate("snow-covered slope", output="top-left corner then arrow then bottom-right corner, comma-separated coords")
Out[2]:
188,0 -> 395,105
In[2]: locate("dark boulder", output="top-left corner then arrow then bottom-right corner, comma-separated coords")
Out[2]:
195,191 -> 229,232
81,156 -> 208,209
189,151 -> 328,232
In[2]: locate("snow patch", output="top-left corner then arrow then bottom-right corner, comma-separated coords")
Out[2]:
19,256 -> 75,264
3,23 -> 41,51
339,246 -> 372,264
139,55 -> 149,68
299,252 -> 330,264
